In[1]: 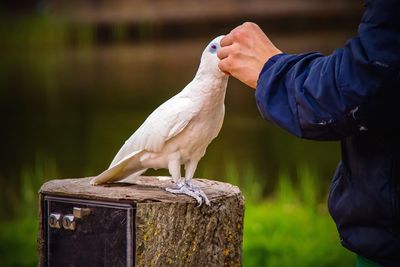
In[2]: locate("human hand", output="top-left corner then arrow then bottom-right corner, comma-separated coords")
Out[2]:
217,22 -> 282,89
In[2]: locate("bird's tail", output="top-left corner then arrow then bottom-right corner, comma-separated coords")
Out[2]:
90,150 -> 146,185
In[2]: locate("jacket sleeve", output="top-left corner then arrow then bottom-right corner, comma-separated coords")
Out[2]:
255,0 -> 400,140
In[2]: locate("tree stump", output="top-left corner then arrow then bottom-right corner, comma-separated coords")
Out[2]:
38,176 -> 244,267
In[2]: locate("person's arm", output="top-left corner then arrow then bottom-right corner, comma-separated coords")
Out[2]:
218,0 -> 400,140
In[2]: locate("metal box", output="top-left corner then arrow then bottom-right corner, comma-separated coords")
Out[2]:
41,196 -> 135,267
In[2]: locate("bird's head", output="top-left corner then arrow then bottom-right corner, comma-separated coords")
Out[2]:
198,35 -> 227,78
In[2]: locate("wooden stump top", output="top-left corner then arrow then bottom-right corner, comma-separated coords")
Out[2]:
40,176 -> 241,205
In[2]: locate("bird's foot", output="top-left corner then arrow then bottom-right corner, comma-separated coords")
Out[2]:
166,182 -> 210,206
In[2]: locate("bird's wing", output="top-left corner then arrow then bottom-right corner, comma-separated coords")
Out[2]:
91,150 -> 147,185
110,92 -> 200,167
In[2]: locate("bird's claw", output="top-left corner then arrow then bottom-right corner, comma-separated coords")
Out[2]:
166,182 -> 210,206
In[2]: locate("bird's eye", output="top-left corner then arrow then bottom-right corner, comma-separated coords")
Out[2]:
209,43 -> 218,54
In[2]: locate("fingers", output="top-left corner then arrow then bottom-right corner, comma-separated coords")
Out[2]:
218,58 -> 231,75
218,35 -> 234,75
220,34 -> 233,47
218,22 -> 254,57
217,44 -> 235,74
217,45 -> 231,60
217,22 -> 261,78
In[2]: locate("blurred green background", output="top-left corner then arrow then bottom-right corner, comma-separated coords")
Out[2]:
0,0 -> 363,266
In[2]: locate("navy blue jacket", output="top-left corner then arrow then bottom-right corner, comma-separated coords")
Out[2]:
255,1 -> 400,266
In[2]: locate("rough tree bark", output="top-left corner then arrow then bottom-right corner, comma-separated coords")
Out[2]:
39,176 -> 244,267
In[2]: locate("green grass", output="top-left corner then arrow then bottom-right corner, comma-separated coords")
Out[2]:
0,158 -> 354,266
0,217 -> 38,267
223,163 -> 355,267
243,201 -> 354,267
0,155 -> 57,267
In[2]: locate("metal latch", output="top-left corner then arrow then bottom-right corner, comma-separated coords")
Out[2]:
73,207 -> 91,218
48,213 -> 62,229
62,215 -> 76,231
49,207 -> 91,231
62,207 -> 92,231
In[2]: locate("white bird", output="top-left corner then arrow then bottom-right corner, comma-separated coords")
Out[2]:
90,36 -> 228,205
